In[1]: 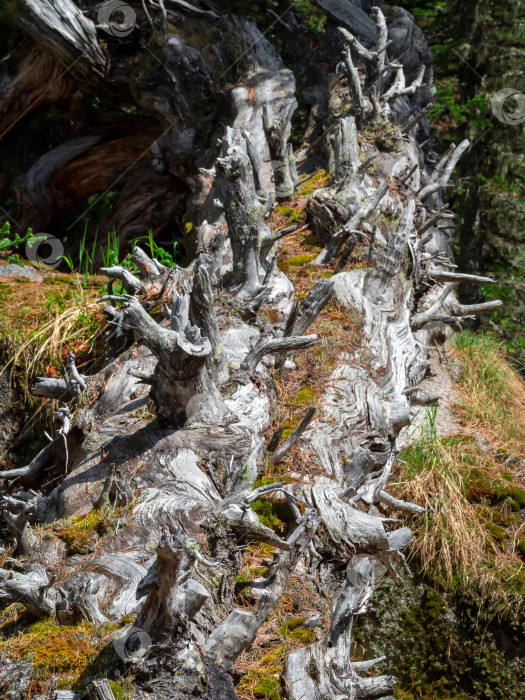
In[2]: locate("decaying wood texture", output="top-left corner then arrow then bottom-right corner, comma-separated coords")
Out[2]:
0,2 -> 503,698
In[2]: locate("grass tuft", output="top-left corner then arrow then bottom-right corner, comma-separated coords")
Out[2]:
452,332 -> 525,453
392,332 -> 525,621
0,273 -> 104,395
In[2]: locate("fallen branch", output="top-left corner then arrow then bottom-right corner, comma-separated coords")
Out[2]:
241,334 -> 317,375
271,407 -> 316,464
203,509 -> 319,670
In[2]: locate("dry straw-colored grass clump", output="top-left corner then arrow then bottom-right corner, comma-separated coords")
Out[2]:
453,331 -> 525,455
0,272 -> 104,394
393,333 -> 525,620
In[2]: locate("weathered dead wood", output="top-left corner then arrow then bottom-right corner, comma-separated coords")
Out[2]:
294,278 -> 336,336
203,509 -> 319,670
241,334 -> 317,375
377,490 -> 425,515
191,263 -> 224,382
364,199 -> 416,304
418,140 -> 470,201
449,299 -> 504,316
271,407 -> 316,464
65,352 -> 86,394
262,96 -> 298,200
338,7 -> 424,124
411,284 -> 455,329
0,406 -> 70,481
30,377 -> 76,401
302,485 -> 389,556
0,40 -> 74,142
412,295 -> 504,331
100,266 -> 143,294
332,116 -> 360,184
56,576 -> 109,625
276,278 -> 334,373
0,563 -> 57,617
195,221 -> 225,290
428,269 -> 495,284
31,354 -> 85,400
91,554 -> 148,621
100,293 -> 226,422
135,528 -> 199,638
382,63 -> 426,104
285,557 -> 395,699
0,10 -> 504,698
316,180 -> 390,265
402,102 -> 433,134
307,116 -> 367,246
216,127 -> 274,296
0,490 -> 44,554
132,246 -> 169,280
216,500 -> 291,551
86,679 -> 116,700
341,40 -> 365,119
18,0 -> 107,79
418,207 -> 454,238
411,389 -> 441,406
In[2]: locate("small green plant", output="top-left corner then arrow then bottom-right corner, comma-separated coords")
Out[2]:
0,221 -> 43,261
101,228 -> 121,269
130,228 -> 179,268
77,225 -> 99,283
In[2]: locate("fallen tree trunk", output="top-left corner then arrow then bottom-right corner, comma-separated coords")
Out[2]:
0,3 -> 503,699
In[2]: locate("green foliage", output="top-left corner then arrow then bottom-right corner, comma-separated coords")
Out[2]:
236,644 -> 285,699
0,221 -> 44,261
429,81 -> 492,130
130,228 -> 179,268
279,618 -> 316,644
405,0 -> 525,359
51,509 -> 114,555
63,225 -> 179,284
217,0 -> 325,31
101,228 -> 121,269
290,386 -> 318,407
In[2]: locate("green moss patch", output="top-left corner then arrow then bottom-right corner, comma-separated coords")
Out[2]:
279,618 -> 315,644
236,644 -> 285,699
353,576 -> 525,700
250,498 -> 294,537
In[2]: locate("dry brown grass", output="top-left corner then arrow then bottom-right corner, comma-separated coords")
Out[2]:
394,436 -> 525,616
452,331 -> 525,456
392,332 -> 525,620
0,272 -> 105,395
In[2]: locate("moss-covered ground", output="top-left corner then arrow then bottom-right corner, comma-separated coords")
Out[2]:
0,610 -> 136,697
